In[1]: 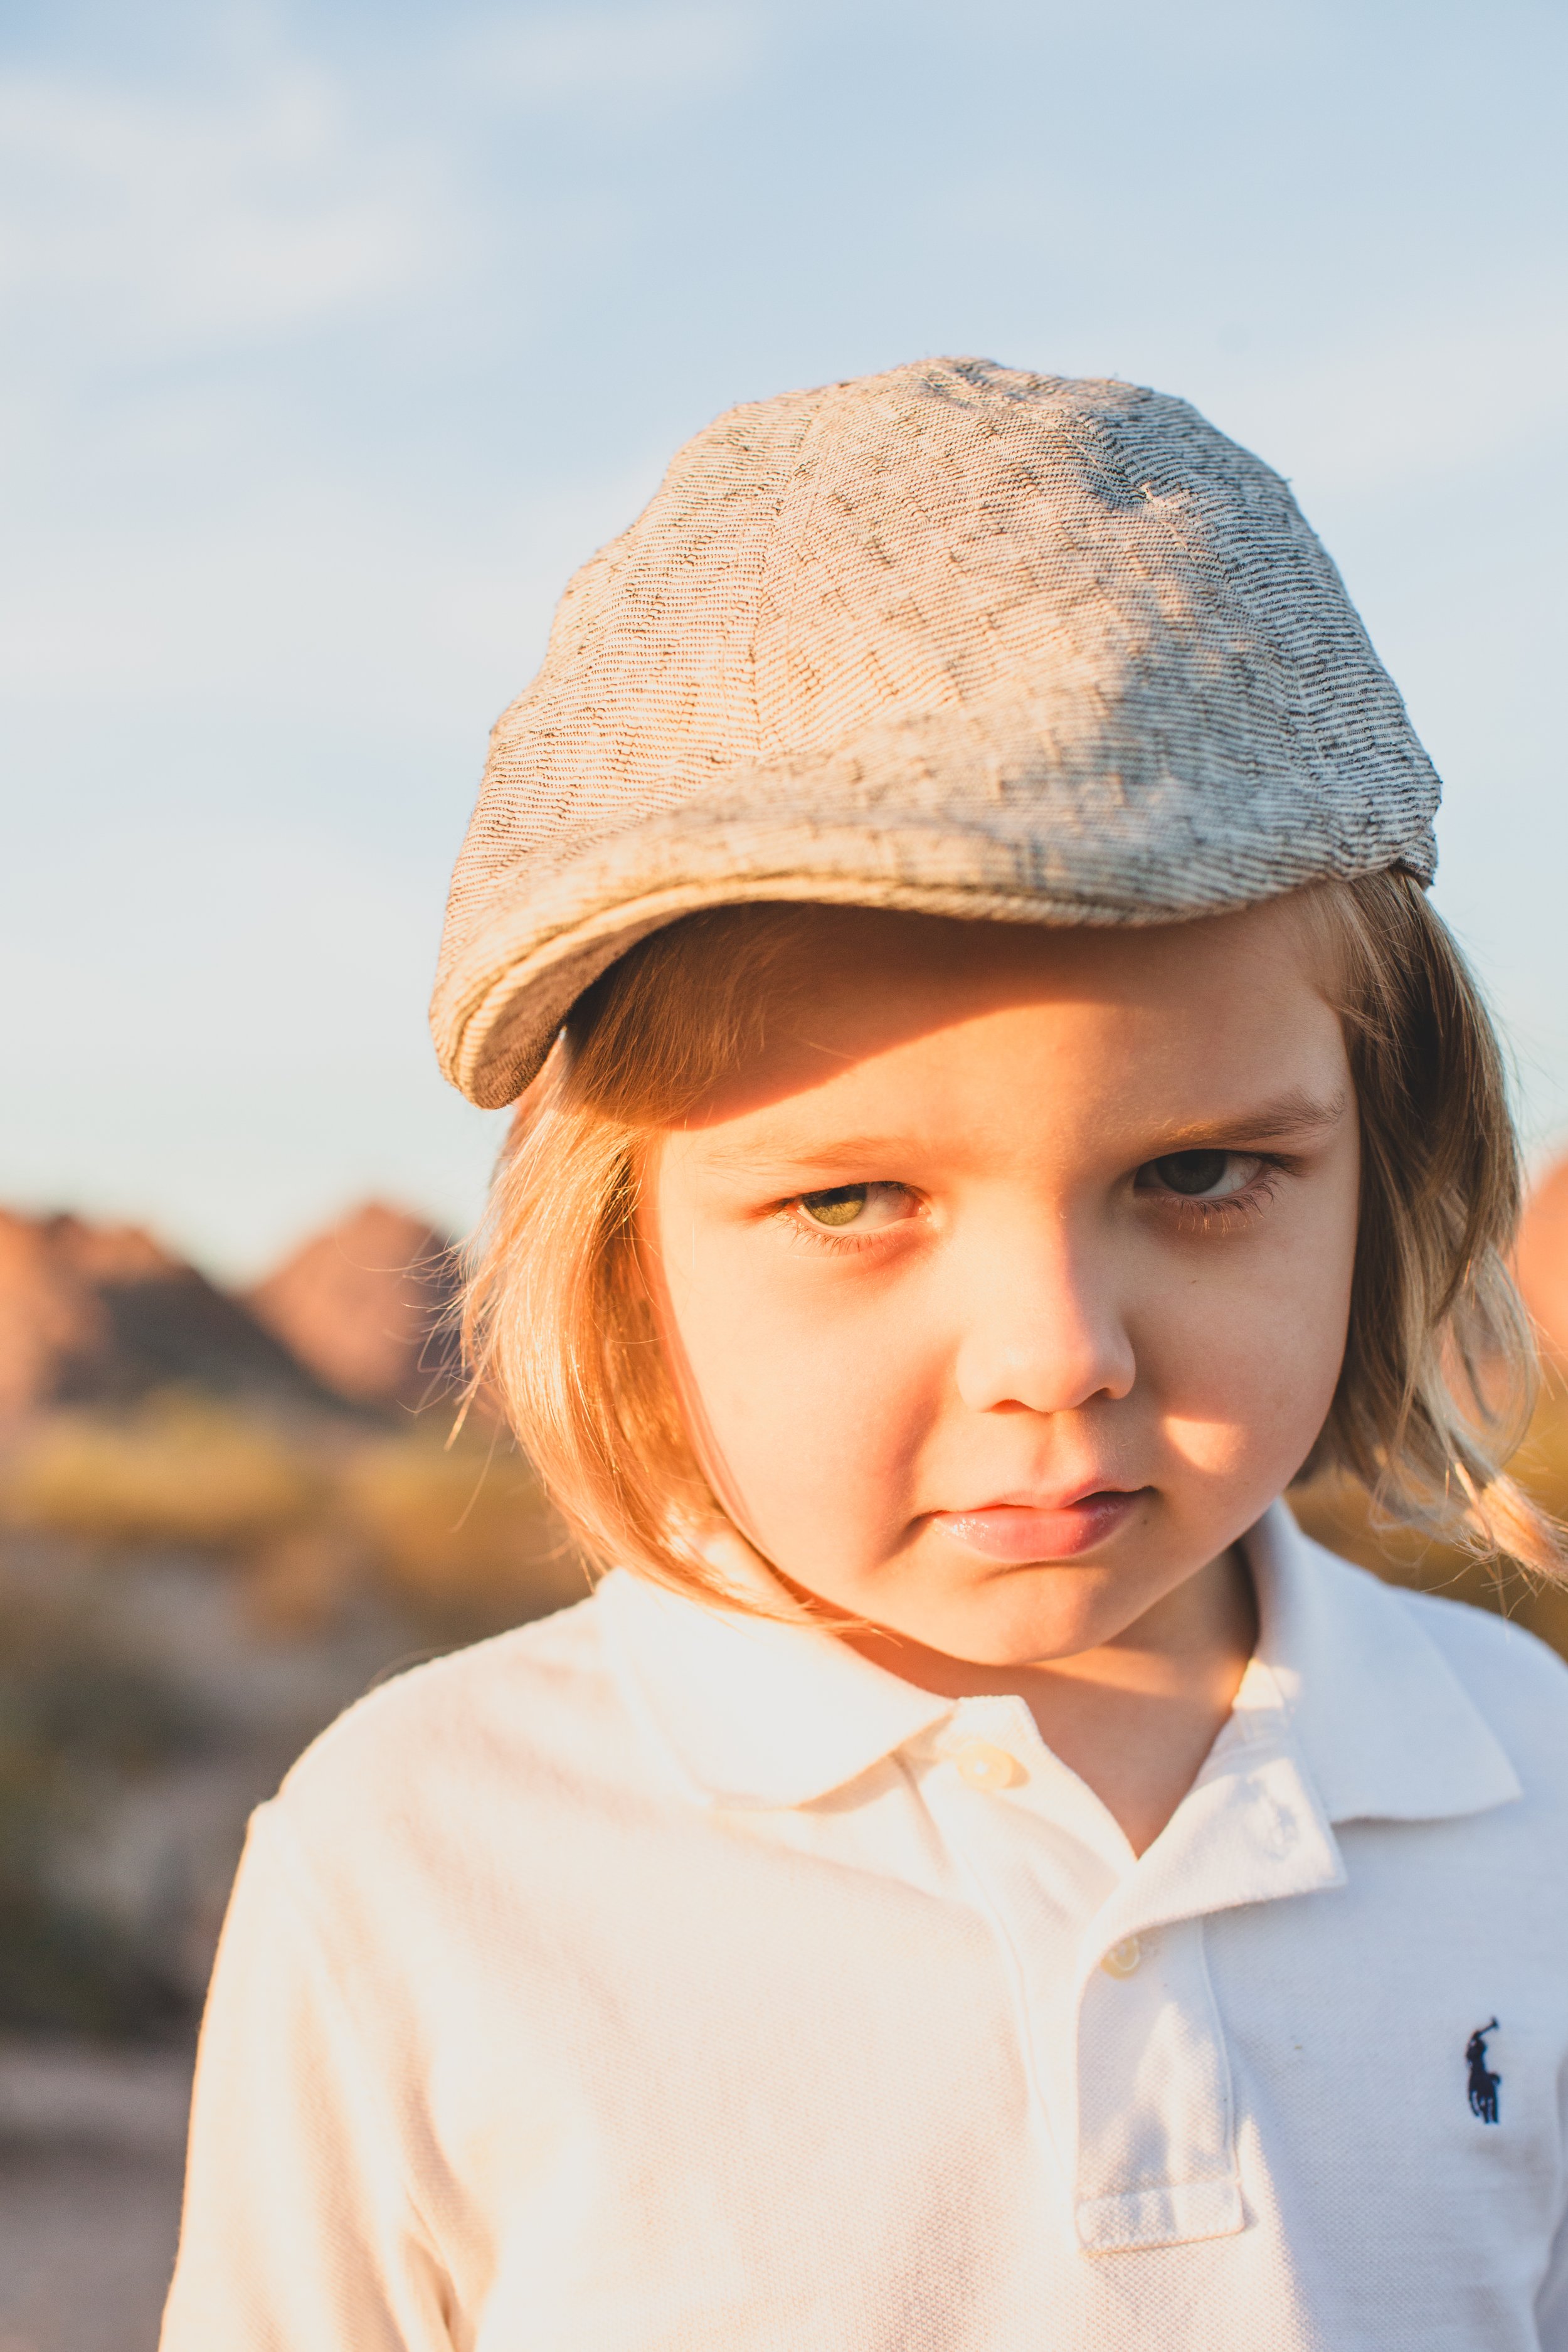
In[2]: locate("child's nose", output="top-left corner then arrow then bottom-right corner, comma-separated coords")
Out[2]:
950,1229 -> 1135,1416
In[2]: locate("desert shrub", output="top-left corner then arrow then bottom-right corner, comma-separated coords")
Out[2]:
339,1427 -> 589,1636
0,1391 -> 322,1552
0,1391 -> 591,1643
0,1585 -> 211,2035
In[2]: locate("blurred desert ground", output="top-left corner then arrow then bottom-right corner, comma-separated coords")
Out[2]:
8,1184 -> 1568,2344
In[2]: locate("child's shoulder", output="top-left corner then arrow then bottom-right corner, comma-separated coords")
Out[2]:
269,1583 -> 632,1843
1314,1538 -> 1568,1789
1397,1574 -> 1568,1728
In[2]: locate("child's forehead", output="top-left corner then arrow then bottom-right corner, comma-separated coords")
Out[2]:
665,901 -> 1345,1141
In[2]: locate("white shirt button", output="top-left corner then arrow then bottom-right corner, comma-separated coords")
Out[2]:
948,1740 -> 1020,1793
1100,1936 -> 1143,1978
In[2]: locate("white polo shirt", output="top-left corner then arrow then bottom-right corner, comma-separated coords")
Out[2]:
161,1505 -> 1568,2351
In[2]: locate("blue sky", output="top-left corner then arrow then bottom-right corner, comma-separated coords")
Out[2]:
3,0 -> 1565,1274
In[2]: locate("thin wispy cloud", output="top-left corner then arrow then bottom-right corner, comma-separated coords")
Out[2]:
460,1 -> 775,110
0,54 -> 443,357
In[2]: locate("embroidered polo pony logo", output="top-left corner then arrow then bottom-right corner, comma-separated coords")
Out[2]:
1466,2019 -> 1502,2125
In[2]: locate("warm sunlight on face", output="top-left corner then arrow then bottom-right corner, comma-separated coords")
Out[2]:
640,900 -> 1359,1670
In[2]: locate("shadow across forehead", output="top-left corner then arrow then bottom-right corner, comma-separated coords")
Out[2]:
641,898 -> 1327,1133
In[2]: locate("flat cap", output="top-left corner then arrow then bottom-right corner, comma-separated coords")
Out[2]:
432,356 -> 1439,1107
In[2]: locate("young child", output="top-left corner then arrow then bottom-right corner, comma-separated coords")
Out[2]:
161,360 -> 1568,2349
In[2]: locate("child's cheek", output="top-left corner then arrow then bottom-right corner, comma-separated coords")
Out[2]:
1137,1210 -> 1355,1494
663,1237 -> 938,1572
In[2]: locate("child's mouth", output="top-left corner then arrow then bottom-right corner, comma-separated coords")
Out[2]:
929,1490 -> 1144,1563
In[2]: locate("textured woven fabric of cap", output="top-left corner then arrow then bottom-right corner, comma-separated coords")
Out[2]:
432,356 -> 1440,1108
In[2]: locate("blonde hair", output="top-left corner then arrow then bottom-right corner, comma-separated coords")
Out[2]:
462,878 -> 1564,1604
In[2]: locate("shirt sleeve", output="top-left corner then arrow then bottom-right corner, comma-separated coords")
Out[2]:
159,1803 -> 455,2352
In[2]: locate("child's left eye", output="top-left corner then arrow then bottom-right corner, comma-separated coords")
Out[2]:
1135,1150 -> 1263,1201
795,1182 -> 913,1232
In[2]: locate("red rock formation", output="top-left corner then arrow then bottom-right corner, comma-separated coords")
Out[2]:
1517,1155 -> 1568,1365
0,1210 -> 333,1419
246,1204 -> 460,1411
0,1213 -> 114,1417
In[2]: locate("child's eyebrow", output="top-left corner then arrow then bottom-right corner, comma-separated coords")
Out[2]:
1152,1087 -> 1350,1148
694,1130 -> 923,1177
692,1088 -> 1348,1178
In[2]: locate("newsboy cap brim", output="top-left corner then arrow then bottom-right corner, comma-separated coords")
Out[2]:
432,359 -> 1439,1108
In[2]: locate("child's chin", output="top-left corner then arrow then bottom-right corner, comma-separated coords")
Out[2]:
892,1578 -> 1135,1669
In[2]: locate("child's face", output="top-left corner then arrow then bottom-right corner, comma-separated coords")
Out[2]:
640,899 -> 1359,1666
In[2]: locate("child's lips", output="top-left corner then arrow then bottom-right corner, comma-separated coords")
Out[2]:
929,1490 -> 1143,1563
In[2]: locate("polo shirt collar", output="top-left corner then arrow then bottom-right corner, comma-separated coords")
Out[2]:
599,1561 -> 955,1809
600,1502 -> 1522,1823
1243,1501 -> 1521,1826
1086,1506 -> 1522,1951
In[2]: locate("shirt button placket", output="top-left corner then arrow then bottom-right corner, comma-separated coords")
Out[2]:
1073,1917 -> 1244,2254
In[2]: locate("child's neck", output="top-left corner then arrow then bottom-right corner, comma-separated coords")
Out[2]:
844,1549 -> 1258,1860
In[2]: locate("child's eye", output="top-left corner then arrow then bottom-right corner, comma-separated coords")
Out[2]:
796,1182 -> 912,1231
1135,1150 -> 1263,1200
